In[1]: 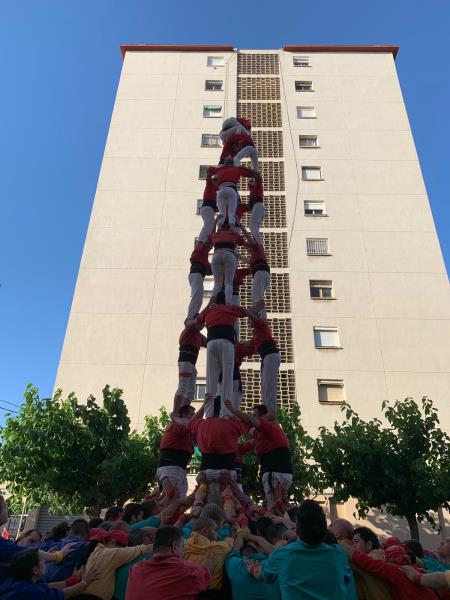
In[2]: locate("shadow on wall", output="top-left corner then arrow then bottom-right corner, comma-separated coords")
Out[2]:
361,508 -> 448,550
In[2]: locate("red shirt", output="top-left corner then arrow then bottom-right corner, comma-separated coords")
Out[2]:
253,418 -> 290,455
214,165 -> 256,186
235,340 -> 255,366
203,171 -> 218,204
236,201 -> 249,219
179,327 -> 206,350
126,554 -> 210,600
188,417 -> 250,454
249,177 -> 264,199
235,439 -> 255,465
220,132 -> 255,161
250,242 -> 268,264
211,229 -> 243,248
160,423 -> 194,454
252,318 -> 275,351
190,243 -> 212,274
197,305 -> 246,329
234,267 -> 251,287
352,551 -> 436,600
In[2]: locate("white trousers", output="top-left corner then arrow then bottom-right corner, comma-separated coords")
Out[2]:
205,339 -> 235,417
177,361 -> 197,402
232,376 -> 242,411
157,466 -> 188,498
261,352 -> 281,414
211,250 -> 237,305
250,202 -> 265,243
217,186 -> 238,227
262,472 -> 293,509
202,469 -> 237,482
198,205 -> 216,243
233,146 -> 259,172
187,272 -> 204,319
231,294 -> 240,341
252,270 -> 270,318
220,120 -> 250,143
218,373 -> 242,416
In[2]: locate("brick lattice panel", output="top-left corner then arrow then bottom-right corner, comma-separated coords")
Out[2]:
238,77 -> 281,101
237,102 -> 282,128
251,130 -> 283,158
239,272 -> 291,313
239,317 -> 293,363
239,231 -> 288,268
239,195 -> 287,229
240,161 -> 285,191
240,368 -> 296,410
238,53 -> 279,75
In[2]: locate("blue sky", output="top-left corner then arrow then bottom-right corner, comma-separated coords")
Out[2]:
1,0 -> 449,416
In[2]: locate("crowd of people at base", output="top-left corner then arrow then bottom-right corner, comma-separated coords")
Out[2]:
1,488 -> 450,600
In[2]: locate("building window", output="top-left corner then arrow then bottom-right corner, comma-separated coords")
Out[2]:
203,277 -> 214,297
207,56 -> 224,67
306,238 -> 329,255
304,200 -> 326,216
203,104 -> 223,118
195,381 -> 206,400
310,280 -> 334,299
299,135 -> 319,148
196,199 -> 203,214
302,166 -> 322,180
201,134 -> 221,147
297,106 -> 316,119
314,327 -> 340,348
199,165 -> 209,179
318,379 -> 345,403
205,80 -> 223,91
293,55 -> 310,67
295,81 -> 313,92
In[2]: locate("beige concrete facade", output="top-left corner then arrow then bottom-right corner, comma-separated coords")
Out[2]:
55,47 -> 450,443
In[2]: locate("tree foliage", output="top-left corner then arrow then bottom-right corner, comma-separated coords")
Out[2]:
313,397 -> 450,539
0,385 -> 168,514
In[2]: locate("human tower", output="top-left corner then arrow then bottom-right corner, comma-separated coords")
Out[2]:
156,117 -> 294,515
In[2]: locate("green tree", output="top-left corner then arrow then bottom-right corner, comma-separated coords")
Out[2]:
0,385 -> 157,514
313,397 -> 450,539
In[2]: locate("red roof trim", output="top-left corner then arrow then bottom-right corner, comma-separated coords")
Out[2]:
283,45 -> 399,59
121,44 -> 235,59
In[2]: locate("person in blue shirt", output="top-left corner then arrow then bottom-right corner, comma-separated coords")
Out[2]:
45,519 -> 90,583
247,499 -> 357,600
40,522 -> 70,553
226,540 -> 281,600
0,548 -> 96,599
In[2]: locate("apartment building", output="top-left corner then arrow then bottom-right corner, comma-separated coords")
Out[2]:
55,45 -> 450,443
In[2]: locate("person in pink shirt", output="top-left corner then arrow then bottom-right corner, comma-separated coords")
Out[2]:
125,526 -> 213,600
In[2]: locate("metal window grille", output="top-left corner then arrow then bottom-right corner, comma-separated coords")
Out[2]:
306,238 -> 329,255
295,81 -> 313,92
201,134 -> 221,147
205,80 -> 223,91
299,135 -> 318,148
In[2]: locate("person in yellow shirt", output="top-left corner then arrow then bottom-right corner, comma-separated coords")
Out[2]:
184,516 -> 234,590
81,530 -> 152,600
